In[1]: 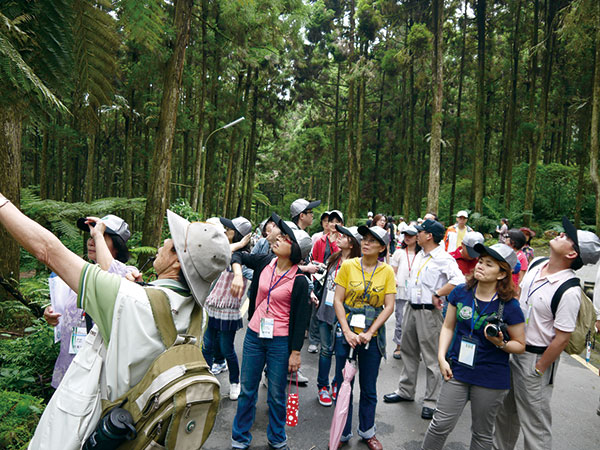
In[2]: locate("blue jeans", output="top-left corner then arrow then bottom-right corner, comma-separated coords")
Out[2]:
202,326 -> 240,384
317,320 -> 338,390
232,329 -> 289,449
334,335 -> 382,441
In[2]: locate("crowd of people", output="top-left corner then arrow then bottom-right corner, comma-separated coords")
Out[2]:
0,190 -> 599,450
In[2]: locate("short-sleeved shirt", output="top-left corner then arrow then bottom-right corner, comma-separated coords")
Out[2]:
335,257 -> 396,333
447,284 -> 524,389
512,250 -> 528,285
519,260 -> 580,346
390,247 -> 418,299
249,258 -> 299,337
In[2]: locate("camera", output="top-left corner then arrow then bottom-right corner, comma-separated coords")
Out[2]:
483,312 -> 509,340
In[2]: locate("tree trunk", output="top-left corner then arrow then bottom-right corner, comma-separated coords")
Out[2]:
474,0 -> 486,213
427,0 -> 444,213
449,1 -> 468,223
503,0 -> 522,211
332,62 -> 341,209
0,107 -> 22,299
84,131 -> 96,202
523,0 -> 558,226
142,0 -> 193,247
590,19 -> 600,233
242,75 -> 260,218
346,0 -> 358,220
40,128 -> 49,199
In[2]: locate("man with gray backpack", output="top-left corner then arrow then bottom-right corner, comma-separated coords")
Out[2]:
493,217 -> 600,450
0,192 -> 230,450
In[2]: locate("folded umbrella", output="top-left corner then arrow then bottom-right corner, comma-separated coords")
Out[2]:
328,344 -> 367,449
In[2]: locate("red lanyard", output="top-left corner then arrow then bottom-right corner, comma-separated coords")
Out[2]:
406,248 -> 417,273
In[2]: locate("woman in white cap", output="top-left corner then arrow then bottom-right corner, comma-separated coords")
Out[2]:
333,225 -> 396,450
43,215 -> 135,388
422,243 -> 526,450
315,224 -> 362,407
389,225 -> 420,359
202,216 -> 252,401
230,213 -> 311,450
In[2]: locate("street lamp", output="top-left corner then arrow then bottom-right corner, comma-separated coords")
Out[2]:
198,117 -> 245,214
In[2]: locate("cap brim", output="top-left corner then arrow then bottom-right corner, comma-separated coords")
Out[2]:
415,224 -> 425,232
357,225 -> 386,246
329,211 -> 343,222
404,229 -> 417,236
335,224 -> 352,238
474,243 -> 505,265
76,217 -> 118,236
219,217 -> 235,231
306,200 -> 321,210
271,212 -> 297,244
167,210 -> 210,306
562,216 -> 579,252
465,245 -> 480,258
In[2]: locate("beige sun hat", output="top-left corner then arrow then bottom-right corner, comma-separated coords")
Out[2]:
167,210 -> 231,306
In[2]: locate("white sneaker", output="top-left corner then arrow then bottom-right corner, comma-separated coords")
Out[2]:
229,383 -> 241,401
288,369 -> 308,385
211,361 -> 228,375
307,344 -> 319,353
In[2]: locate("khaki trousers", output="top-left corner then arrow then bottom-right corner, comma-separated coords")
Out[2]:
397,306 -> 444,409
493,351 -> 557,450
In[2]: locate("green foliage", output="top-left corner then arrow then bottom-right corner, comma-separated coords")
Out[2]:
0,390 -> 45,450
406,23 -> 432,59
0,319 -> 58,400
116,0 -> 167,52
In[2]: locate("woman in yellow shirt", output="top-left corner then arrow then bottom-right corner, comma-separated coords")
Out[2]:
333,225 -> 396,450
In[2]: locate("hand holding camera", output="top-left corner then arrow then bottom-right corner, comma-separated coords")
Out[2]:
483,312 -> 509,347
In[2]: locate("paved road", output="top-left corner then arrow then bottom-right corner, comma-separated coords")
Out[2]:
203,317 -> 600,450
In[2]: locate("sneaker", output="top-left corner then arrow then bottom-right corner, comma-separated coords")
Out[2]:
331,382 -> 338,401
307,344 -> 319,353
318,387 -> 332,406
229,383 -> 241,401
288,369 -> 308,385
211,361 -> 228,375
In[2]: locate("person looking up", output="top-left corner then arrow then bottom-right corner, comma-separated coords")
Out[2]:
450,231 -> 485,276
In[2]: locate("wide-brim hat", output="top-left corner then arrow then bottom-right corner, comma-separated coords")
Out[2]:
335,224 -> 362,244
357,225 -> 390,246
474,243 -> 518,270
77,214 -> 131,243
167,210 -> 231,306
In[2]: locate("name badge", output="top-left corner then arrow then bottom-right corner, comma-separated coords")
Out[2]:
410,286 -> 422,303
325,288 -> 335,307
349,313 -> 366,329
259,317 -> 274,339
458,336 -> 477,368
69,326 -> 87,354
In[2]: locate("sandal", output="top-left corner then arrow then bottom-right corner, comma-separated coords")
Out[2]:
393,349 -> 402,360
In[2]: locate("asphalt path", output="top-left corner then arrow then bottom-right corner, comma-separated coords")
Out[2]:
203,313 -> 600,450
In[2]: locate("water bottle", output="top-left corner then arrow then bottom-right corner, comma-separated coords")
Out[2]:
82,407 -> 137,450
586,340 -> 592,363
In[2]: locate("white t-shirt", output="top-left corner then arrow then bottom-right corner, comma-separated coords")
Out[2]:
390,246 -> 418,299
519,260 -> 580,347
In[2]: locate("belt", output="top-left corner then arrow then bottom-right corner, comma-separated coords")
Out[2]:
525,345 -> 547,354
410,303 -> 435,310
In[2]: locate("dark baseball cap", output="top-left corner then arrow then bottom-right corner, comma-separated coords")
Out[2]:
415,219 -> 445,242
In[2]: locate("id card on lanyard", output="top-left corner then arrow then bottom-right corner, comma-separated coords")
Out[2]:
325,260 -> 341,307
260,264 -> 291,339
410,255 -> 432,304
457,293 -> 496,369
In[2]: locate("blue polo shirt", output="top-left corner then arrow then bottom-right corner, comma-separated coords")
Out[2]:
447,284 -> 524,389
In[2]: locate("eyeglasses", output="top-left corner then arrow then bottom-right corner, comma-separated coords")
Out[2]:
276,234 -> 292,244
304,210 -> 314,215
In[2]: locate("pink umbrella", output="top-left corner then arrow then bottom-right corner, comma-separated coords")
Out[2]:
328,345 -> 363,449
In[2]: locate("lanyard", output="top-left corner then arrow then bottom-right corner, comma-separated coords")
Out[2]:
406,248 -> 417,274
416,255 -> 433,282
360,258 -> 378,298
266,262 -> 291,314
471,291 -> 497,335
526,268 -> 550,306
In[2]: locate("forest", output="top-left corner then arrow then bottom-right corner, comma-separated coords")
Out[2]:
1,0 -> 600,446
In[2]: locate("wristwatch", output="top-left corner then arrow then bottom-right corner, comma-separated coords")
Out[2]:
534,367 -> 544,377
433,292 -> 441,299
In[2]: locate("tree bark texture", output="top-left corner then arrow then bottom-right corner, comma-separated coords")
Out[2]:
590,18 -> 600,233
0,107 -> 22,299
474,0 -> 486,213
142,0 -> 193,247
427,0 -> 444,214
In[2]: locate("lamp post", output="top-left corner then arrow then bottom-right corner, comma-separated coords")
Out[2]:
197,117 -> 245,215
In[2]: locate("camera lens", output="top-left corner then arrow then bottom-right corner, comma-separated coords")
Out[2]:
485,323 -> 499,337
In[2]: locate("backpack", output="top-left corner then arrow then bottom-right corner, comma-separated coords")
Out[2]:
99,288 -> 220,449
528,258 -> 596,355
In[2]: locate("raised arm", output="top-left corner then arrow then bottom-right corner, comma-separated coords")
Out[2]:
0,195 -> 85,292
